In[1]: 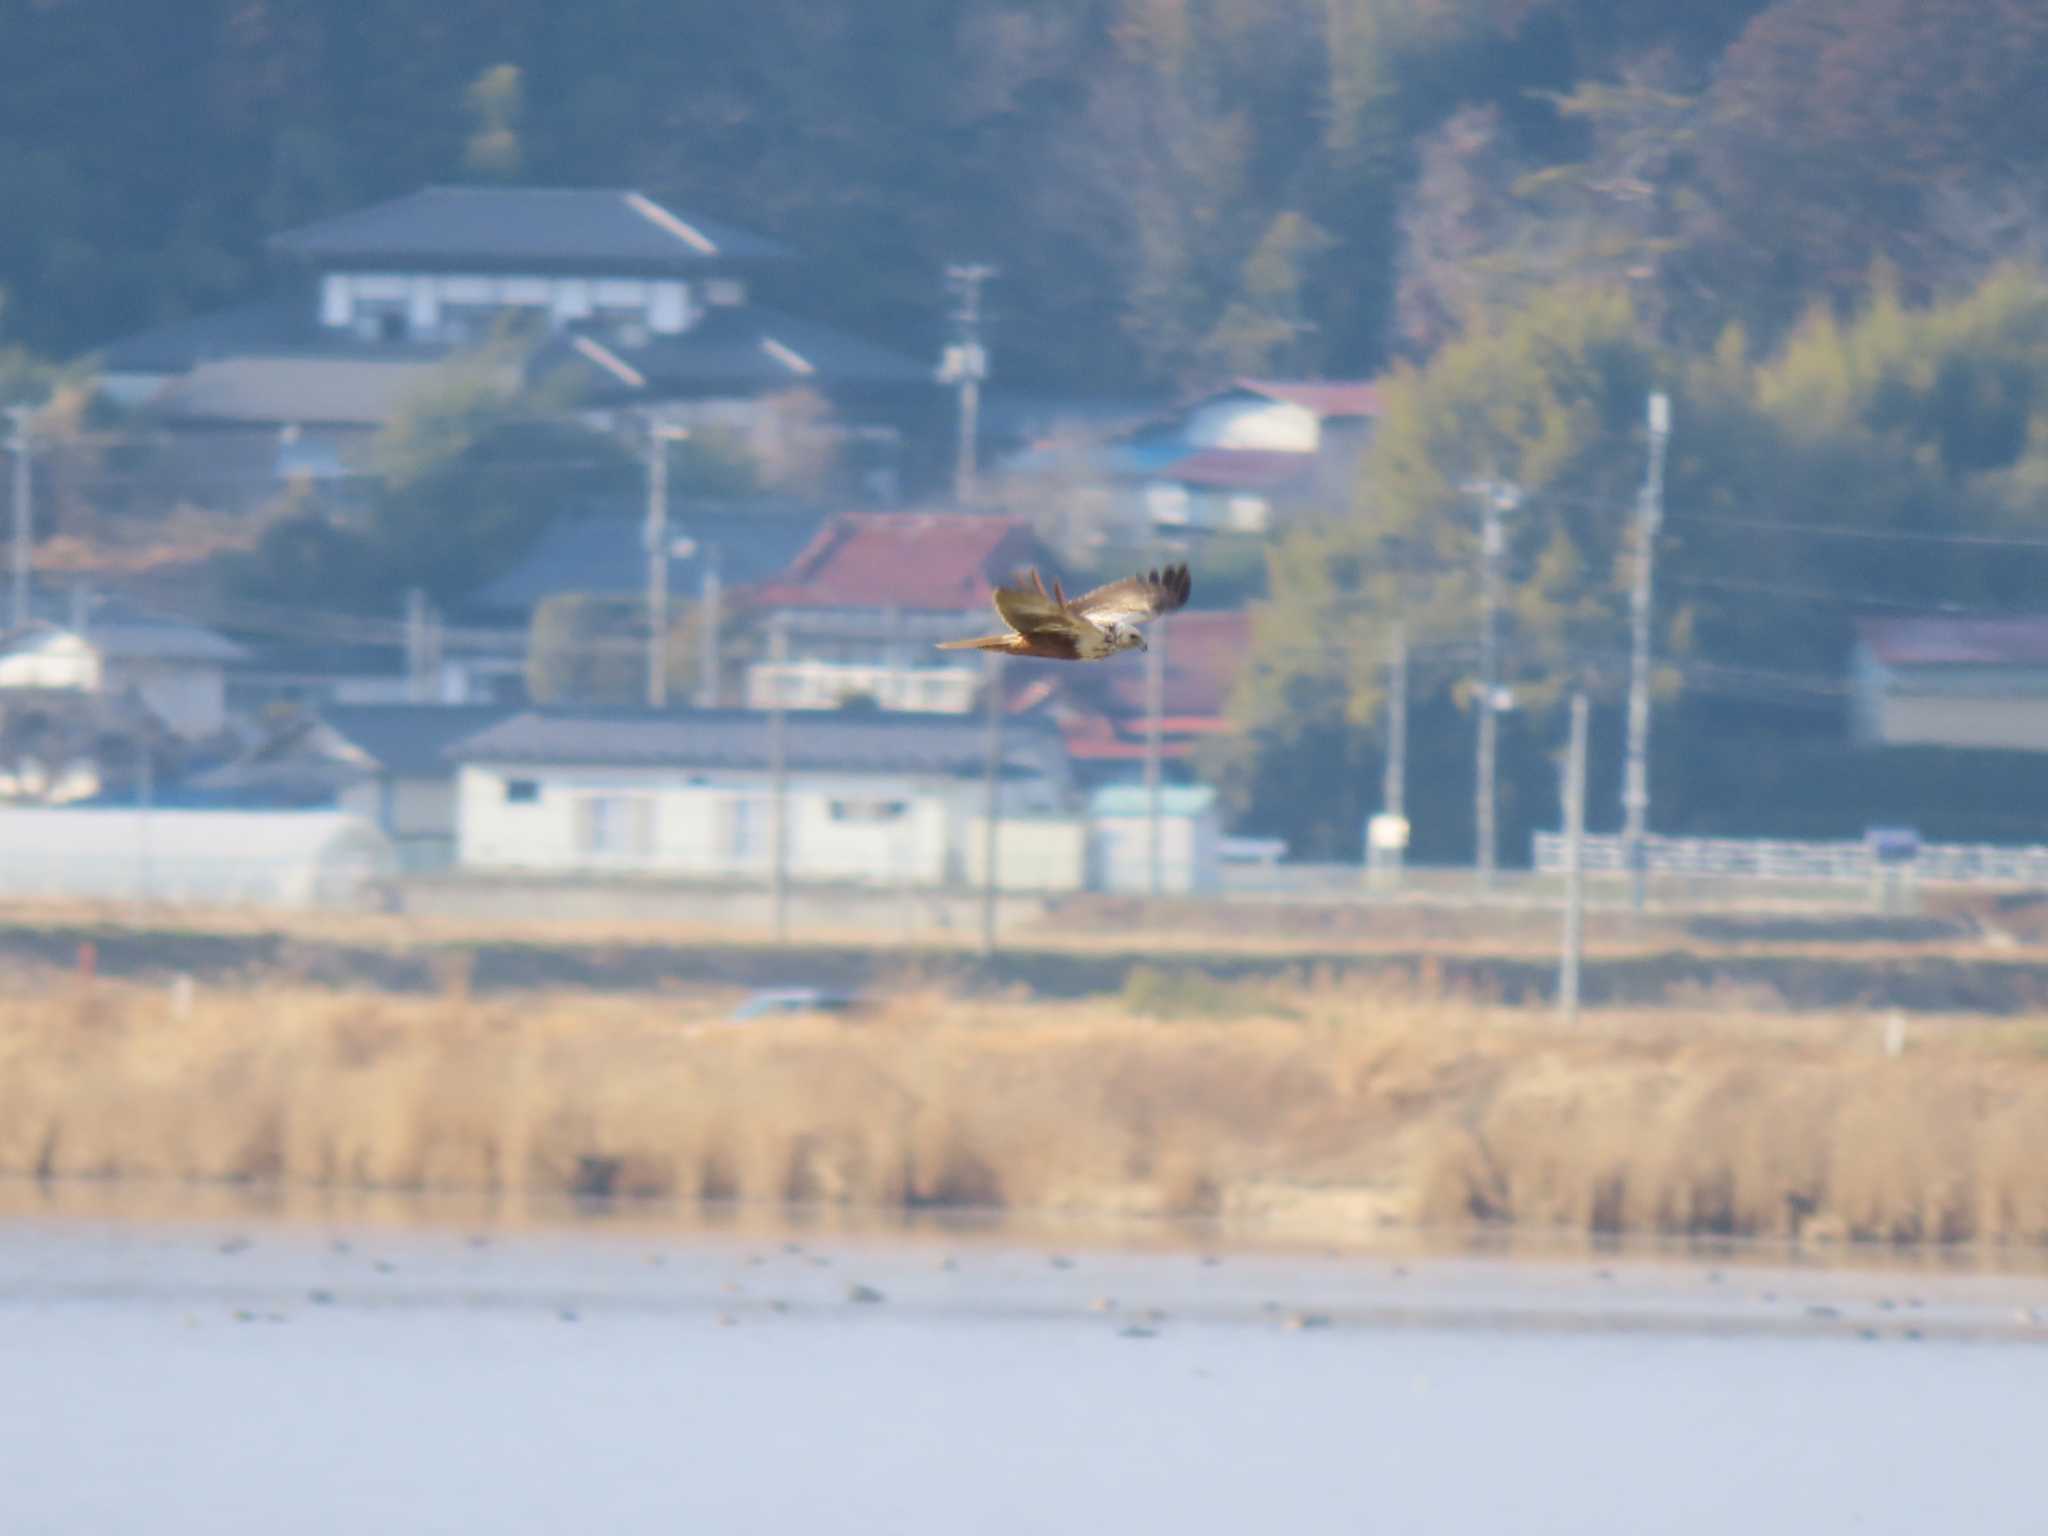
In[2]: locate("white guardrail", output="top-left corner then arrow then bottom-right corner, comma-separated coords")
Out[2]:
1532,832 -> 2048,887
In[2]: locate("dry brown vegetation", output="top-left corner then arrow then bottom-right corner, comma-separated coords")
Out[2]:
3,973 -> 2045,1250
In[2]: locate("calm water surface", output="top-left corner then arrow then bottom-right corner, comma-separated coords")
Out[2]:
2,1186 -> 2043,1536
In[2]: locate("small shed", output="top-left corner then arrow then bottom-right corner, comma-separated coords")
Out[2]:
1852,617 -> 2048,751
1087,783 -> 1222,894
0,808 -> 397,909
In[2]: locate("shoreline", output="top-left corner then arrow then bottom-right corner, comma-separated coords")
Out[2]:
4,1197 -> 2045,1347
6,1171 -> 2048,1279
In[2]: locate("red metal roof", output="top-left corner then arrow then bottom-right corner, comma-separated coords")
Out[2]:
1235,377 -> 1383,418
1858,617 -> 2048,667
749,512 -> 1044,611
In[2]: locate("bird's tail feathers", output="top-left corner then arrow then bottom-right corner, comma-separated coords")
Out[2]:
935,634 -> 1016,652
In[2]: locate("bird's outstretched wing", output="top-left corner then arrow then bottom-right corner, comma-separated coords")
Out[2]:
1068,562 -> 1192,628
993,569 -> 1095,640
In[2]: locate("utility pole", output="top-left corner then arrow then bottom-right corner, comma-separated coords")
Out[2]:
137,733 -> 155,905
940,263 -> 995,504
1376,619 -> 1409,886
1144,616 -> 1166,900
1622,390 -> 1672,910
979,649 -> 1004,956
768,613 -> 790,942
644,424 -> 688,710
405,588 -> 431,701
695,542 -> 722,709
1472,478 -> 1520,890
7,406 -> 31,633
1559,691 -> 1589,1025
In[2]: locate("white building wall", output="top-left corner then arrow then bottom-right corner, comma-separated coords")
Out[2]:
746,661 -> 980,714
1183,397 -> 1320,452
649,281 -> 689,334
406,275 -> 439,335
320,273 -> 351,328
1874,692 -> 2048,752
340,777 -> 457,841
962,818 -> 1088,892
0,631 -> 101,691
107,659 -> 225,740
312,269 -> 695,342
1089,811 -> 1221,894
0,808 -> 394,908
458,763 -> 1061,885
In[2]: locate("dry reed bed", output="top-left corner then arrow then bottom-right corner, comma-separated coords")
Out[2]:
2,979 -> 2044,1247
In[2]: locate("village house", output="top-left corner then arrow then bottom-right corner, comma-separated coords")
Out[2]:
1002,377 -> 1380,542
1851,617 -> 2048,751
0,590 -> 246,742
464,494 -> 826,707
191,702 -> 515,872
86,185 -> 935,503
742,511 -> 1053,714
448,707 -> 1085,890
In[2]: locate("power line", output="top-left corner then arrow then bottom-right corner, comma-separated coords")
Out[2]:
24,457 -> 638,492
1665,511 -> 2048,552
1667,572 -> 2038,616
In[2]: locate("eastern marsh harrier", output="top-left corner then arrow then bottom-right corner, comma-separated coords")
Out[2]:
937,562 -> 1192,661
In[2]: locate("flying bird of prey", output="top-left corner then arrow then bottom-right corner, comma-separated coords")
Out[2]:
937,562 -> 1192,661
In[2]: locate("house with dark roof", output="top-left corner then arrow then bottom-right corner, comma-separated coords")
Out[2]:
464,496 -> 826,698
0,588 -> 247,740
1852,617 -> 2048,751
742,511 -> 1053,714
192,703 -> 514,869
449,707 -> 1084,889
1002,377 -> 1381,540
86,185 -> 935,499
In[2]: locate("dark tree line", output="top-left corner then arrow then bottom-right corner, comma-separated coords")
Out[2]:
17,0 -> 2039,394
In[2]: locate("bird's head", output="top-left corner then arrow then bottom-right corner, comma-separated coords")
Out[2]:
1110,624 -> 1147,654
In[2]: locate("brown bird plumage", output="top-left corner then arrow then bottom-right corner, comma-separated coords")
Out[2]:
937,563 -> 1192,661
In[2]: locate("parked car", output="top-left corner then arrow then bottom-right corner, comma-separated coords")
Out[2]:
727,987 -> 869,1023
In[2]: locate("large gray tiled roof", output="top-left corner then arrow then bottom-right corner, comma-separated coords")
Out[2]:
150,355 -> 450,427
11,589 -> 247,664
535,304 -> 932,396
466,503 -> 825,618
322,705 -> 521,778
449,709 -> 1068,781
270,187 -> 789,271
93,295 -> 322,375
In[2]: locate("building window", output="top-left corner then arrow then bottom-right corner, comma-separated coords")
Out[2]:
724,796 -> 763,861
353,304 -> 407,343
830,798 -> 909,824
504,778 -> 540,804
576,794 -> 656,858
